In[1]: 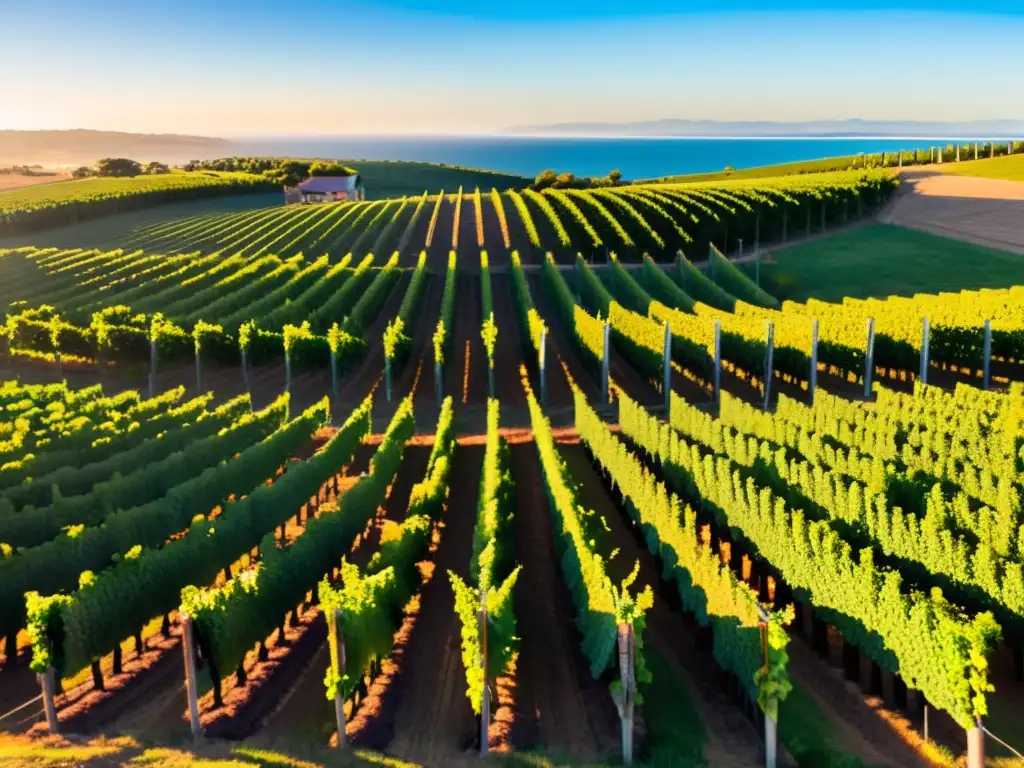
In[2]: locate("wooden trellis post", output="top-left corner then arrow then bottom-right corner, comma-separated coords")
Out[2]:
713,320 -> 722,405
479,598 -> 489,756
435,361 -> 444,404
983,319 -> 992,390
753,605 -> 778,768
967,718 -> 985,768
182,615 -> 202,741
241,347 -> 250,395
149,337 -> 157,399
662,321 -> 672,410
864,318 -> 875,397
39,668 -> 59,734
601,321 -> 610,407
539,328 -> 547,406
333,609 -> 347,747
762,322 -> 775,412
615,623 -> 637,765
328,348 -> 337,400
919,317 -> 931,385
285,350 -> 293,397
808,319 -> 819,404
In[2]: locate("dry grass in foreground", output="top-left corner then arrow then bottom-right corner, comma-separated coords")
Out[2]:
0,733 -> 638,767
0,733 -> 416,768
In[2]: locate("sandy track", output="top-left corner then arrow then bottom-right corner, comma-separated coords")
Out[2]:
882,172 -> 1024,254
0,172 -> 71,191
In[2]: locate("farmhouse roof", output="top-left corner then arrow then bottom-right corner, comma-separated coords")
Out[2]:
297,175 -> 360,194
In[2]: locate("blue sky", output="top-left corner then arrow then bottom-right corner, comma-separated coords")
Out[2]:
2,0 -> 1022,136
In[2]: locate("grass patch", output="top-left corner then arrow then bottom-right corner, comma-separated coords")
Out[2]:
0,191 -> 281,250
329,159 -> 528,199
645,157 -> 897,184
0,172 -> 266,212
635,648 -> 706,767
758,223 -> 1024,302
983,689 -> 1024,761
938,153 -> 1024,182
778,683 -> 881,768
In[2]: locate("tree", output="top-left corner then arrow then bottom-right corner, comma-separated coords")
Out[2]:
72,166 -> 94,179
145,162 -> 170,175
553,172 -> 576,189
265,160 -> 309,188
95,158 -> 142,178
308,160 -> 357,177
532,169 -> 557,190
609,169 -> 622,184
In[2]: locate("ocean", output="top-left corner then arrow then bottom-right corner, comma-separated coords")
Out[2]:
236,136 -> 958,180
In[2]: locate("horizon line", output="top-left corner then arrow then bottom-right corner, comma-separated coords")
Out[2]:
227,133 -> 1022,141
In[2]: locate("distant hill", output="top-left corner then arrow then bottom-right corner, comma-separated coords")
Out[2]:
0,130 -> 231,166
504,118 -> 1024,138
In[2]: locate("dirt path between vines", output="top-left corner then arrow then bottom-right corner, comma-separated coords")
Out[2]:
97,441 -> 381,740
556,438 -> 767,768
446,273 -> 489,427
528,271 -> 661,412
410,273 -> 444,415
383,441 -> 481,765
785,640 -> 930,768
506,440 -> 620,761
489,273 -> 528,412
259,442 -> 434,743
426,196 -> 455,272
0,656 -> 44,734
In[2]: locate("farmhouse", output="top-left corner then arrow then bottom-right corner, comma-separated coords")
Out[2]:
285,174 -> 364,204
